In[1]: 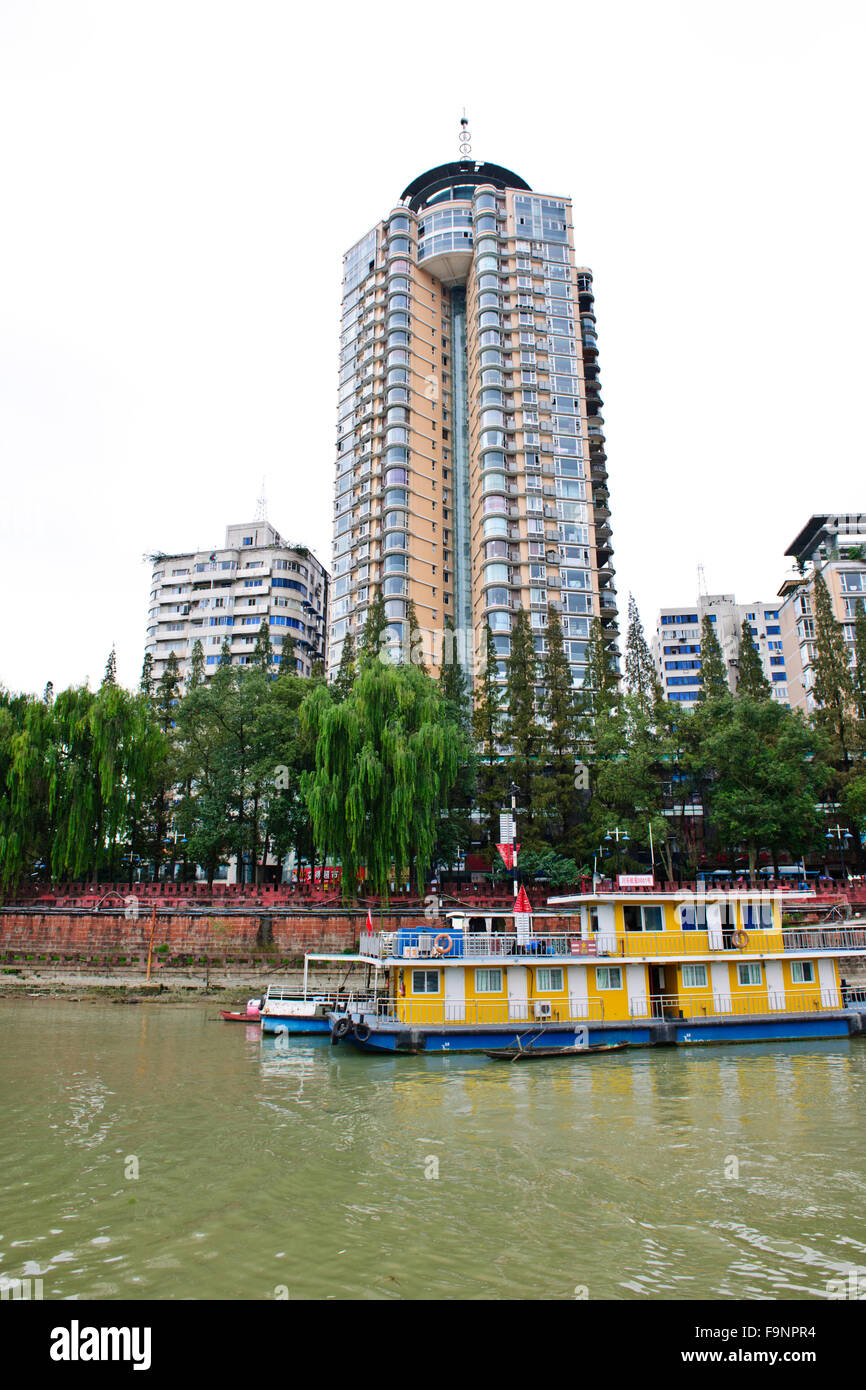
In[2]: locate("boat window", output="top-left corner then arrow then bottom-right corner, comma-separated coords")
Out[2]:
623,905 -> 642,932
412,970 -> 441,994
468,916 -> 486,932
475,968 -> 503,993
642,905 -> 664,932
596,966 -> 623,990
742,900 -> 774,929
678,903 -> 707,930
536,968 -> 564,991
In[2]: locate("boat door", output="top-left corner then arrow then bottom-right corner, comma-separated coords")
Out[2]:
706,899 -> 724,950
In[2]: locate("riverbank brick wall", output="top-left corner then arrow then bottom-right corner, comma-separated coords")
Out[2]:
0,911 -> 361,959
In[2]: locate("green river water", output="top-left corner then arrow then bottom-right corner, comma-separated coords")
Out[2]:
1,998 -> 865,1301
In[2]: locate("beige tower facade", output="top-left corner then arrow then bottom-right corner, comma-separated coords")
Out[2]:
329,157 -> 618,688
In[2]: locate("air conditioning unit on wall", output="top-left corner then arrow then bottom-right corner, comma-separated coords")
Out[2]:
533,1001 -> 553,1020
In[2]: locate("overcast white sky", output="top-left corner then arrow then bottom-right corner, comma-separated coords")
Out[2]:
1,0 -> 864,692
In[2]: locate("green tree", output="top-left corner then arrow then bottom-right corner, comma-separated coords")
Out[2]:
301,661 -> 461,901
277,632 -> 297,677
503,610 -> 542,842
102,646 -> 117,688
433,621 -> 475,872
252,621 -> 274,675
811,570 -> 854,766
333,632 -> 356,701
187,639 -> 205,693
697,615 -> 729,700
699,698 -> 829,882
534,605 -> 581,847
140,652 -> 154,697
472,623 -> 505,848
735,618 -> 771,699
359,593 -> 387,666
624,594 -> 662,715
853,603 -> 866,727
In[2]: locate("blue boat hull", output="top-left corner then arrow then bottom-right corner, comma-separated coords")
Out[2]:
261,1015 -> 331,1036
340,1014 -> 858,1054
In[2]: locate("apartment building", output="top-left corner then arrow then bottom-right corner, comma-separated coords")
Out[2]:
651,594 -> 788,705
329,146 -> 618,688
145,520 -> 328,684
777,512 -> 866,711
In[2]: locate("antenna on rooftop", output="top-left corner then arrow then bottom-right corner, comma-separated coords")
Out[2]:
255,478 -> 268,523
459,112 -> 472,159
697,563 -> 708,598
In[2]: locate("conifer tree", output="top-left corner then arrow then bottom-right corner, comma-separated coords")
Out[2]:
43,681 -> 54,706
278,633 -> 297,677
438,620 -> 470,725
503,610 -> 541,835
102,646 -> 117,687
187,639 -> 205,693
406,599 -> 426,672
852,603 -> 866,727
252,621 -> 273,675
359,593 -> 387,665
811,570 -> 854,765
472,623 -> 505,846
736,618 -> 771,699
140,652 -> 154,697
333,632 -> 356,701
624,594 -> 662,714
697,615 -> 729,700
218,637 -> 232,668
535,605 -> 581,844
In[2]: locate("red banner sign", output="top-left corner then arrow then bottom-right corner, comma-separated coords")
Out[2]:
497,843 -> 520,870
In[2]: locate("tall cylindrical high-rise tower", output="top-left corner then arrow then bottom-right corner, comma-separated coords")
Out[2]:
329,152 -> 618,690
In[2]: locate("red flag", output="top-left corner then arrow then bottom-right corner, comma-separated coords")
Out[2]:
513,886 -> 532,915
496,843 -> 514,870
366,907 -> 374,933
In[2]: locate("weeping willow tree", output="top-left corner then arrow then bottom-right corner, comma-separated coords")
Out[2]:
300,660 -> 463,901
1,694 -> 54,890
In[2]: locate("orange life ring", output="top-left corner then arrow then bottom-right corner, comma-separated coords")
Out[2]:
434,933 -> 453,955
732,929 -> 749,948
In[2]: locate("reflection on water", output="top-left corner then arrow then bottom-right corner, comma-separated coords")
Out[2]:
1,1000 -> 865,1300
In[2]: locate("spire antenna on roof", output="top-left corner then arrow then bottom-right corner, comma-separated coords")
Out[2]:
255,478 -> 268,523
459,112 -> 472,159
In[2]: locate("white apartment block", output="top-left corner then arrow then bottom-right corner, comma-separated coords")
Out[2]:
651,594 -> 788,706
777,513 -> 866,712
145,520 -> 328,684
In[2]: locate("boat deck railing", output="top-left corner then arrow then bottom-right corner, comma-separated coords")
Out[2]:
360,928 -> 866,961
262,987 -> 385,1012
628,988 -> 841,1020
365,987 -> 844,1028
369,996 -> 605,1025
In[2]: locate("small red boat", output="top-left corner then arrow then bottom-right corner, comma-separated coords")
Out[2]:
220,999 -> 261,1022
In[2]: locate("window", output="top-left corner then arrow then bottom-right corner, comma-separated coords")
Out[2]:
737,963 -> 762,986
682,964 -> 708,988
596,967 -> 622,990
475,969 -> 503,993
412,970 -> 440,994
243,536 -> 253,546
536,968 -> 564,991
790,960 -> 815,984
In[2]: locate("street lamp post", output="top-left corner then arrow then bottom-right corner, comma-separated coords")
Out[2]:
604,827 -> 630,882
826,824 -> 852,883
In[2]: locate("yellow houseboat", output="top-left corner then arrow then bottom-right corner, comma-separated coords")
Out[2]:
328,889 -> 866,1054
